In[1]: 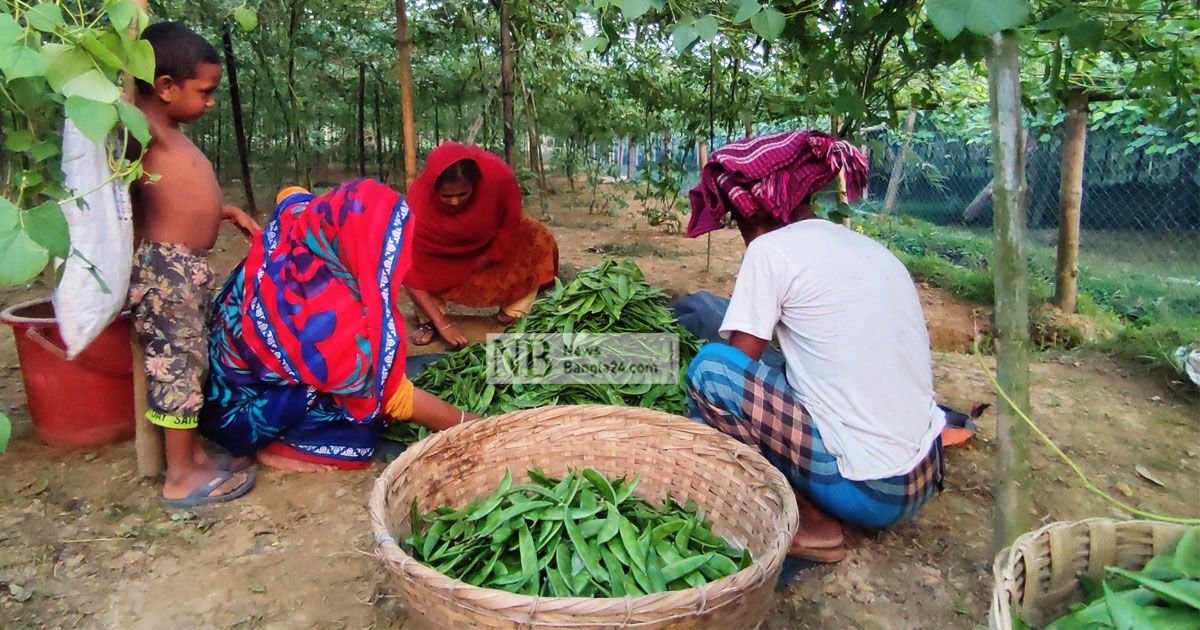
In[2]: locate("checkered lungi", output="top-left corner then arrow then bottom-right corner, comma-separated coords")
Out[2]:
686,343 -> 943,528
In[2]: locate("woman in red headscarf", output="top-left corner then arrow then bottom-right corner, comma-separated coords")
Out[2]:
404,142 -> 559,347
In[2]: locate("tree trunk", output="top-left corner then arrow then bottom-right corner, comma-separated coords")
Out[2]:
986,31 -> 1033,552
395,0 -> 418,189
434,102 -> 441,146
357,63 -> 367,177
498,0 -> 516,166
373,75 -> 383,178
883,110 -> 918,214
519,75 -> 545,190
627,141 -> 635,179
221,22 -> 258,217
1054,91 -> 1088,313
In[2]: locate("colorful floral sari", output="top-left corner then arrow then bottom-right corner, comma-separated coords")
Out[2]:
199,179 -> 412,467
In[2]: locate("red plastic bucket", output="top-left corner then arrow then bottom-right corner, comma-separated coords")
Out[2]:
1,298 -> 135,447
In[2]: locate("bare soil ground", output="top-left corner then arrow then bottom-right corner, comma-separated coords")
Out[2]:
1,179 -> 1196,629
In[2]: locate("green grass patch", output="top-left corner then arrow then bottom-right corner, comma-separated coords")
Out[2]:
854,211 -> 1200,380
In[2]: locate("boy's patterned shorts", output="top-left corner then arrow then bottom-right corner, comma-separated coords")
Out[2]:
129,242 -> 216,430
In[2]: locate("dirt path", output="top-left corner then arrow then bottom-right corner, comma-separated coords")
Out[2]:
1,180 -> 1195,629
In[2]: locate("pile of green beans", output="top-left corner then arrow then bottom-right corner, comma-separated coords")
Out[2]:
388,260 -> 701,446
402,467 -> 752,597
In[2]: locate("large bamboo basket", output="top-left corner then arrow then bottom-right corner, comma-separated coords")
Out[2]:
990,518 -> 1189,628
369,404 -> 799,629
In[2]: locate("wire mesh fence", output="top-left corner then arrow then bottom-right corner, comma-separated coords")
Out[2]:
861,123 -> 1200,287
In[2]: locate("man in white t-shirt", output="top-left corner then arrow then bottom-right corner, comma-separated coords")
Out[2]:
685,131 -> 944,563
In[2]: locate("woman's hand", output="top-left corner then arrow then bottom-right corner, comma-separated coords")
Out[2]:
223,206 -> 262,238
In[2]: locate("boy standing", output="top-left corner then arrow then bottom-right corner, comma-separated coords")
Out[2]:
130,22 -> 260,507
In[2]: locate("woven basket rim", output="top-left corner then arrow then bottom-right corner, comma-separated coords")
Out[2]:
989,517 -> 1192,629
368,404 -> 799,620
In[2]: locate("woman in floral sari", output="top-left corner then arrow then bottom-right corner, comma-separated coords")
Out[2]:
199,179 -> 478,471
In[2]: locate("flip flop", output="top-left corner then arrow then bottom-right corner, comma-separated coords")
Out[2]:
494,312 -> 518,326
410,322 -> 436,346
161,470 -> 256,509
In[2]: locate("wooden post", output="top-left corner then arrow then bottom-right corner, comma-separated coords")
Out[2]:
221,22 -> 258,217
498,0 -> 516,167
1054,90 -> 1088,313
832,115 -> 851,227
125,0 -> 163,478
395,0 -> 418,189
986,30 -> 1033,551
883,110 -> 917,213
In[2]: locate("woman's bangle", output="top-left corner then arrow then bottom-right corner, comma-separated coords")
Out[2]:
458,409 -> 465,424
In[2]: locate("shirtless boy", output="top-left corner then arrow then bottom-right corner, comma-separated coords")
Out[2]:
130,22 -> 260,507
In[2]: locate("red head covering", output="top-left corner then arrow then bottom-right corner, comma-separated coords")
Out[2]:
687,130 -> 869,238
404,142 -> 522,293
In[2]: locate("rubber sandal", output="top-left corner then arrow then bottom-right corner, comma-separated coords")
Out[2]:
410,322 -> 436,346
494,312 -> 518,326
161,470 -> 256,508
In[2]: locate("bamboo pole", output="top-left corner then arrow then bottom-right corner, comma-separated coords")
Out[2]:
883,110 -> 917,213
986,30 -> 1033,551
124,0 -> 163,478
395,0 -> 418,189
1054,90 -> 1088,313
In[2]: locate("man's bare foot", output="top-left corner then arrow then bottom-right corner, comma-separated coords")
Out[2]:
788,491 -> 846,563
258,450 -> 336,473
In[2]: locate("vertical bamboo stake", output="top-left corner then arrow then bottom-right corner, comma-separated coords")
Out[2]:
125,0 -> 163,478
832,115 -> 850,227
1054,90 -> 1088,313
395,0 -> 418,189
883,110 -> 918,213
986,30 -> 1033,551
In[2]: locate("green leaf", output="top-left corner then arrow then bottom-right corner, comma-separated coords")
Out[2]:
23,3 -> 65,33
108,0 -> 139,32
43,45 -> 92,92
582,36 -> 609,53
0,45 -> 47,81
65,97 -> 118,144
750,8 -> 786,41
1033,5 -> 1079,31
733,0 -> 761,25
1065,20 -> 1104,50
232,7 -> 258,33
0,223 -> 49,286
1106,567 -> 1200,609
81,33 -> 125,70
0,196 -> 16,232
616,0 -> 651,20
29,141 -> 57,162
1175,528 -> 1200,579
671,22 -> 698,54
0,409 -> 10,453
696,15 -> 719,42
116,100 -> 150,145
62,70 -> 120,103
964,0 -> 1029,36
5,129 -> 33,152
24,201 -> 69,260
1103,581 -> 1156,630
0,13 -> 24,44
926,0 -> 969,39
124,39 -> 154,84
